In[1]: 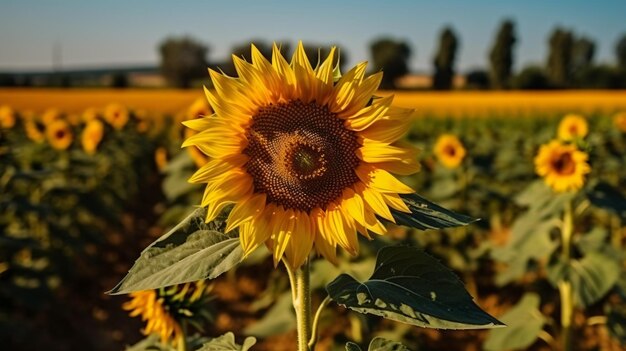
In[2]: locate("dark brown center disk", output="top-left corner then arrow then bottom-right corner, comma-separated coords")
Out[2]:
243,100 -> 360,212
552,152 -> 576,175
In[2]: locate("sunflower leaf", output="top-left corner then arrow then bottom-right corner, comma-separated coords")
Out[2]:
108,208 -> 243,294
326,246 -> 504,329
389,193 -> 477,230
197,332 -> 256,351
483,293 -> 545,351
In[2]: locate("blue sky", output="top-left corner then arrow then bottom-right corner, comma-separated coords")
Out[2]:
1,0 -> 625,72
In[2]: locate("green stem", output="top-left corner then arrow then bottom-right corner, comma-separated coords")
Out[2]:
177,320 -> 188,351
559,200 -> 574,351
308,296 -> 331,350
285,259 -> 312,351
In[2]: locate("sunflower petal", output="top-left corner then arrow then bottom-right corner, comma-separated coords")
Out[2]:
356,164 -> 414,195
226,193 -> 267,233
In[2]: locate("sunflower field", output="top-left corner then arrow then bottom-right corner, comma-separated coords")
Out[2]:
2,81 -> 626,351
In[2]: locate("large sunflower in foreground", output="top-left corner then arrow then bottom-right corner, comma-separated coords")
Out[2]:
534,140 -> 590,193
183,42 -> 419,268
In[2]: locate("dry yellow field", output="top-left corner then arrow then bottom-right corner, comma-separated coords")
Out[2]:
1,88 -> 626,117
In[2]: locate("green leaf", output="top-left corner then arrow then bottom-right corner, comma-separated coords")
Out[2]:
368,337 -> 411,351
570,251 -> 621,307
243,293 -> 295,337
108,208 -> 243,294
197,332 -> 256,351
389,193 -> 477,231
607,304 -> 626,345
483,293 -> 545,351
588,182 -> 626,220
346,342 -> 363,351
548,251 -> 621,307
125,334 -> 175,351
326,246 -> 504,329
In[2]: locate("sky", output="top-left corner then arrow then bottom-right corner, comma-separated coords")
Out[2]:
1,0 -> 625,73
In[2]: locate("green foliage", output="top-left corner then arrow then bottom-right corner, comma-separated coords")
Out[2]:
484,293 -> 546,351
432,27 -> 459,90
616,34 -> 626,70
546,27 -> 574,88
389,193 -> 476,230
109,208 -> 243,294
513,65 -> 550,90
369,38 -> 411,89
346,337 -> 411,351
326,246 -> 504,329
489,20 -> 516,89
159,36 -> 208,88
196,332 -> 256,351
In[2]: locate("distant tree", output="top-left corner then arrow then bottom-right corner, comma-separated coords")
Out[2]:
110,72 -> 129,88
370,38 -> 411,89
159,36 -> 208,88
465,69 -> 489,90
570,36 -> 596,88
575,65 -> 624,89
0,74 -> 16,87
616,34 -> 626,71
513,65 -> 550,90
546,28 -> 574,88
488,20 -> 517,89
432,27 -> 459,90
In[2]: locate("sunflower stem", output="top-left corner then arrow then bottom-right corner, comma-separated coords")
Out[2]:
559,200 -> 575,351
308,296 -> 331,350
178,319 -> 188,351
286,259 -> 312,351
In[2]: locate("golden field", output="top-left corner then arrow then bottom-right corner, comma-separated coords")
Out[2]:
2,88 -> 626,117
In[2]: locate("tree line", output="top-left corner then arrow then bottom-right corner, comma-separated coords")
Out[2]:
159,21 -> 626,90
2,21 -> 625,90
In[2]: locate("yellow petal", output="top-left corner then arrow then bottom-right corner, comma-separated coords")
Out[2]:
360,117 -> 413,143
188,155 -> 247,184
382,193 -> 411,213
357,140 -> 417,163
345,96 -> 393,131
285,211 -> 314,269
373,160 -> 422,175
338,72 -> 383,118
329,62 -> 367,113
356,164 -> 414,194
226,193 -> 267,233
239,218 -> 271,257
356,182 -> 395,222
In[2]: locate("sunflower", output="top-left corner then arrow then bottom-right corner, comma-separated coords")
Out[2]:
81,119 -> 104,154
614,112 -> 626,133
46,120 -> 73,150
0,105 -> 16,129
534,140 -> 590,192
42,108 -> 63,126
24,116 -> 47,143
104,103 -> 129,130
434,134 -> 466,169
82,107 -> 100,123
134,109 -> 151,134
123,280 -> 211,347
154,147 -> 169,172
186,97 -> 212,120
557,114 -> 588,141
183,42 -> 419,268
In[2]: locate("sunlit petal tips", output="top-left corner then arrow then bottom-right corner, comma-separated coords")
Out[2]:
184,42 -> 420,269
